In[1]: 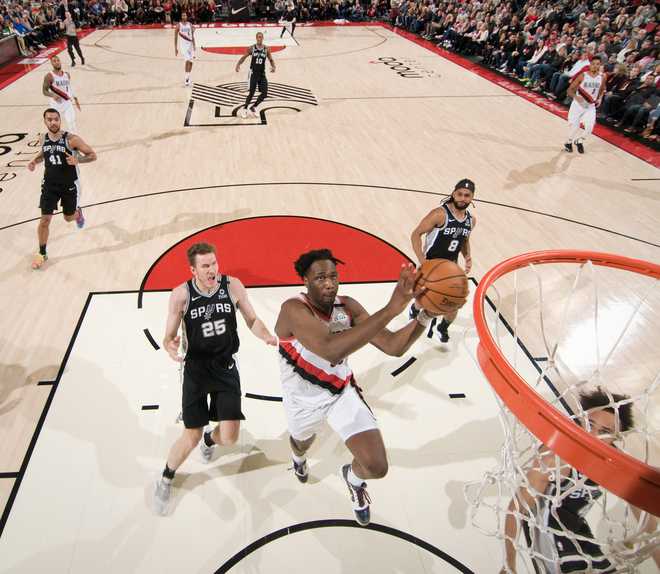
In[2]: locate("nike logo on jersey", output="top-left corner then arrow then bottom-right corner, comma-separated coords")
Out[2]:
227,362 -> 234,370
192,295 -> 202,301
231,7 -> 246,13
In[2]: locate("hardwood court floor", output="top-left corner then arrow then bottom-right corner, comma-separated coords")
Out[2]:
0,23 -> 658,573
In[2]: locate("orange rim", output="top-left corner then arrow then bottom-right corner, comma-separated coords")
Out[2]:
473,250 -> 660,516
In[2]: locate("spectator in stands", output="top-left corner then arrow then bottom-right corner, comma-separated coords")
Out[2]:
617,73 -> 658,132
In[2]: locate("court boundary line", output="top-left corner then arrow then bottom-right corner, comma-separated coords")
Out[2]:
1,182 -> 657,249
0,21 -> 654,166
0,276 -> 569,541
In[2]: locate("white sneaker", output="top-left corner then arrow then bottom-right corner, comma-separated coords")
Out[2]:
200,425 -> 215,463
239,107 -> 248,119
153,477 -> 172,516
184,79 -> 191,87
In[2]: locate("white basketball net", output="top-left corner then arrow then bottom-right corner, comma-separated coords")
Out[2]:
465,258 -> 660,573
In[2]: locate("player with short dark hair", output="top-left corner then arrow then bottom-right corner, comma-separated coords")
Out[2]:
235,32 -> 276,119
27,108 -> 96,270
153,242 -> 277,515
275,249 -> 436,525
501,387 -> 659,573
410,178 -> 477,342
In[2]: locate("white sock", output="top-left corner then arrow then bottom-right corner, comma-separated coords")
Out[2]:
292,452 -> 305,464
161,476 -> 172,485
347,465 -> 364,486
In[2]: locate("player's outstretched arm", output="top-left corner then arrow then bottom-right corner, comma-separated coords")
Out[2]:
229,276 -> 277,346
42,73 -> 54,98
267,48 -> 276,73
410,207 -> 445,266
276,264 -> 422,364
460,212 -> 476,274
500,453 -> 551,574
27,135 -> 45,171
567,72 -> 584,102
235,47 -> 251,72
347,297 -> 426,357
67,134 -> 97,163
163,284 -> 187,362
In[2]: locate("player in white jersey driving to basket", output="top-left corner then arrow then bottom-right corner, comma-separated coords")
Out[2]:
275,249 -> 440,526
42,56 -> 81,132
174,12 -> 195,86
564,56 -> 606,154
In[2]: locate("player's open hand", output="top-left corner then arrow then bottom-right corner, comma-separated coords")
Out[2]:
165,336 -> 182,362
387,263 -> 425,315
270,65 -> 276,73
65,153 -> 78,166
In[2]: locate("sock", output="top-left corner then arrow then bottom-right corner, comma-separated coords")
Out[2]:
162,464 -> 175,481
347,464 -> 364,486
39,244 -> 47,256
292,452 -> 305,464
438,318 -> 452,332
203,430 -> 215,447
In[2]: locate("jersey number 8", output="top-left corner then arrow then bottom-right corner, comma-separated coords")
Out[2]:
448,239 -> 460,252
202,319 -> 226,338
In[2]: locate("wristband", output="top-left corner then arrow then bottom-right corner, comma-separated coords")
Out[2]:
416,309 -> 433,327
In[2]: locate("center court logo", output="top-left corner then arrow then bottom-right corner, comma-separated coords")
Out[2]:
371,57 -> 440,79
185,81 -> 318,127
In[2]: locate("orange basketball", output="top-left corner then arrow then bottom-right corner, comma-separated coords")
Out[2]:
415,259 -> 469,315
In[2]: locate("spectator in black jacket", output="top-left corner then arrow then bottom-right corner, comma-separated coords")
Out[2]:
617,74 -> 658,132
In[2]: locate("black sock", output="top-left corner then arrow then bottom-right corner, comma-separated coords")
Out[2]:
203,430 -> 215,447
438,318 -> 452,332
39,244 -> 47,256
162,464 -> 175,480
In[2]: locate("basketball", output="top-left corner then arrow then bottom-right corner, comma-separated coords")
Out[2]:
415,259 -> 469,315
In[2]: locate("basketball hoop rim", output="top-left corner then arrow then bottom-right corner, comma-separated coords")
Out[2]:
473,250 -> 660,516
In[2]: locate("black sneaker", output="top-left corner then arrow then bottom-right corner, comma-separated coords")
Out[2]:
564,142 -> 573,153
438,326 -> 450,343
576,141 -> 584,154
340,464 -> 371,526
292,458 -> 308,483
408,303 -> 419,321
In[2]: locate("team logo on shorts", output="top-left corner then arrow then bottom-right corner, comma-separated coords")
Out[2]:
185,82 -> 318,127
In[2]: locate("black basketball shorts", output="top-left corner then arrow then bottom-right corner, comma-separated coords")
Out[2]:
39,180 -> 80,216
182,356 -> 245,429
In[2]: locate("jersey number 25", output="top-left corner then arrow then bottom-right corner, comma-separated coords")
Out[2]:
202,319 -> 226,338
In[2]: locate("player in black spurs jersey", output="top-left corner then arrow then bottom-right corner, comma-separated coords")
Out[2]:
153,242 -> 276,516
235,32 -> 276,119
27,108 -> 96,270
501,388 -> 660,574
410,179 -> 477,342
